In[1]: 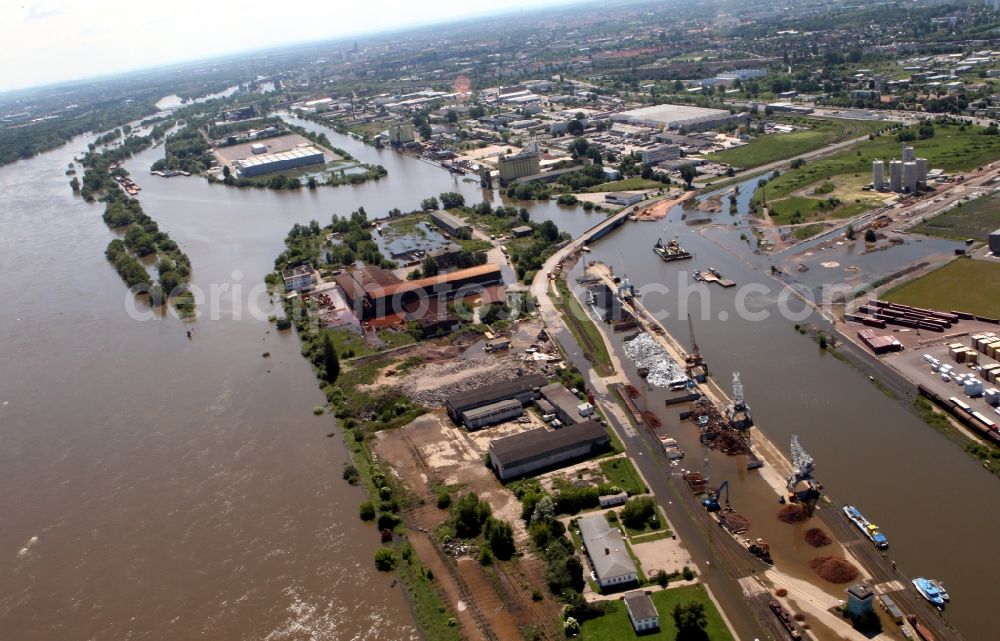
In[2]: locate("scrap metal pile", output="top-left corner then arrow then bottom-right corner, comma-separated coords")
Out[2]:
622,333 -> 686,388
401,358 -> 546,407
692,397 -> 752,456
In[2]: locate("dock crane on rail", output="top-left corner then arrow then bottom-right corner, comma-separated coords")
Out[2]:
685,314 -> 706,377
786,435 -> 822,505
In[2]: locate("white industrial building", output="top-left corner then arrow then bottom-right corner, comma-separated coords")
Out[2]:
233,145 -> 326,177
641,144 -> 681,164
611,104 -> 744,131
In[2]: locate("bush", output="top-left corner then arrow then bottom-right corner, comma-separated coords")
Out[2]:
359,501 -> 376,521
374,548 -> 397,571
342,464 -> 359,485
437,488 -> 452,509
682,566 -> 695,581
620,496 -> 656,529
485,517 -> 516,560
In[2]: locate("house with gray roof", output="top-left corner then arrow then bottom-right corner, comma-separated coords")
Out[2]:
624,591 -> 659,632
578,514 -> 637,589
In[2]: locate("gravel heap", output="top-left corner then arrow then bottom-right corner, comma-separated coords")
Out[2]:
805,528 -> 832,548
809,556 -> 860,584
622,333 -> 686,388
777,504 -> 810,524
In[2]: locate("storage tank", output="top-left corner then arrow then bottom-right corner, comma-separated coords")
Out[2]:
903,161 -> 918,193
872,160 -> 885,191
902,145 -> 915,162
889,160 -> 903,192
916,157 -> 928,183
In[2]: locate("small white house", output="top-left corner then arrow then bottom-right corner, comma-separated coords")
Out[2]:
624,591 -> 659,632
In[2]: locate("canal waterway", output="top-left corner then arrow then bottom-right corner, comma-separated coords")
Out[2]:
571,182 -> 1000,641
0,119 -> 995,641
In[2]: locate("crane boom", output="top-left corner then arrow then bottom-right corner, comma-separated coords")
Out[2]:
687,313 -> 699,356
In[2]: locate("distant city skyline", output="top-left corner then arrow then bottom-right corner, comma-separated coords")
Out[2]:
0,0 -> 585,94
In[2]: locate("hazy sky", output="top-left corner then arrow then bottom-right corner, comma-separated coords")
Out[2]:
0,0 -> 581,93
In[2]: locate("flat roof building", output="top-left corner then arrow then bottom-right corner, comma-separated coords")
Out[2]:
283,265 -> 317,293
540,382 -> 584,425
611,104 -> 744,132
989,228 -> 1000,255
605,192 -> 644,206
447,374 -> 547,423
578,513 -> 638,588
488,420 -> 609,481
233,145 -> 326,177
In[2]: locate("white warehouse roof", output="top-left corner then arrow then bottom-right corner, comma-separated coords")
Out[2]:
611,104 -> 734,128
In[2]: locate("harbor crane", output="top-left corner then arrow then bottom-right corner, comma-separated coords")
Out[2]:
786,435 -> 822,502
685,314 -> 705,373
702,480 -> 730,512
726,371 -> 754,430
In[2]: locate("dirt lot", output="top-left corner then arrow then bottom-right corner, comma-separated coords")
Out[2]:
631,534 -> 694,578
372,410 -> 566,640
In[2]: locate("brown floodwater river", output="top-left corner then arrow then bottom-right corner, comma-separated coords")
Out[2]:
0,118 -> 597,640
0,122 -> 996,641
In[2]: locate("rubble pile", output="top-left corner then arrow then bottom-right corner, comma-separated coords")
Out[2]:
622,333 -> 685,388
402,357 -> 546,407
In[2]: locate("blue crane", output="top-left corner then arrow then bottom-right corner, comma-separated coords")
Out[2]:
702,480 -> 730,512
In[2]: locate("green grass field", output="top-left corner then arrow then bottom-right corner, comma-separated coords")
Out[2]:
600,458 -> 647,495
911,195 -> 1000,242
793,223 -> 825,240
554,279 -> 615,376
756,122 -> 1000,224
884,258 -> 1000,319
705,119 -> 884,169
580,584 -> 734,641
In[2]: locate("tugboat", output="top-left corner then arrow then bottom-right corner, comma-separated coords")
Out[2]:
913,578 -> 947,608
653,237 -> 693,262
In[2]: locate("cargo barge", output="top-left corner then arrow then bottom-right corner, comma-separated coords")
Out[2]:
653,237 -> 692,262
843,505 -> 888,549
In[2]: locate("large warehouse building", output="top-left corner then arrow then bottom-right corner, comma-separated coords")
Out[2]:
488,420 -> 609,480
446,374 -> 547,424
233,145 -> 326,177
610,104 -> 745,132
336,263 -> 503,321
